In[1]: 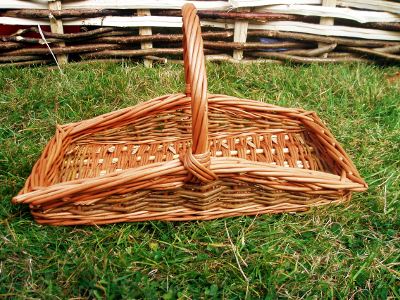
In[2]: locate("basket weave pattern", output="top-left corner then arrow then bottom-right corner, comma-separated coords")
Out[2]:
12,4 -> 367,225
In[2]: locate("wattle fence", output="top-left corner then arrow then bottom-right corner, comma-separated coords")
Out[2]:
1,0 -> 399,67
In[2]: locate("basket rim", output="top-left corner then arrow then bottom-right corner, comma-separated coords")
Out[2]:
61,93 -> 311,133
13,156 -> 367,206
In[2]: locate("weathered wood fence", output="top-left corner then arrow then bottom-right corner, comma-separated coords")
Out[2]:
1,0 -> 399,66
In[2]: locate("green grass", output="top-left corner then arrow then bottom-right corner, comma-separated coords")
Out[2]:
0,62 -> 399,299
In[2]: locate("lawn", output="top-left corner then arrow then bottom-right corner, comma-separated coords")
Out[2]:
0,61 -> 399,299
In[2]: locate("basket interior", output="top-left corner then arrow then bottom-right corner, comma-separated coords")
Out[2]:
57,105 -> 336,183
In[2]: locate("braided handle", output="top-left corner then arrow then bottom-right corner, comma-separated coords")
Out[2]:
181,4 -> 217,183
182,3 -> 208,155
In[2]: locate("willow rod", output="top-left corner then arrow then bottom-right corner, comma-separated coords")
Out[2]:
0,55 -> 42,62
362,22 -> 400,32
4,44 -> 124,55
93,31 -> 234,44
0,42 -> 22,50
0,59 -> 51,67
247,30 -> 400,48
1,36 -> 61,44
13,27 -> 115,40
203,41 -> 311,50
80,48 -> 219,59
1,9 -> 134,18
282,44 -> 337,57
249,51 -> 369,64
159,10 -> 309,22
6,28 -> 234,43
373,45 -> 400,54
341,46 -> 400,62
2,32 -> 231,46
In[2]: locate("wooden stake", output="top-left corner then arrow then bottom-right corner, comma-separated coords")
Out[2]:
233,8 -> 250,60
319,0 -> 337,58
48,0 -> 68,64
138,9 -> 153,67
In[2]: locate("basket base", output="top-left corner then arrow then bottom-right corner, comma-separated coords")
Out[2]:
29,189 -> 351,226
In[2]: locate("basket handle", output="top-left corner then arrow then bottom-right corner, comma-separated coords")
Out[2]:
182,3 -> 208,155
181,4 -> 217,182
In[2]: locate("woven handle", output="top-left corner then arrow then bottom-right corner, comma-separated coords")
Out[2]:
182,4 -> 208,155
181,4 -> 217,183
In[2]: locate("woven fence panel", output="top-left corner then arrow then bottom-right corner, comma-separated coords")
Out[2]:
1,0 -> 399,66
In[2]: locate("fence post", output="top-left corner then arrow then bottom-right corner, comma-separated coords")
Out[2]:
319,0 -> 336,58
137,9 -> 153,67
48,0 -> 68,64
233,7 -> 250,60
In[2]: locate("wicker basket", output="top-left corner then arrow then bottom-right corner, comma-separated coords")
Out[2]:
12,4 -> 367,225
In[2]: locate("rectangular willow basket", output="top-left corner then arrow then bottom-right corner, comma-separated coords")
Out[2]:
12,4 -> 367,225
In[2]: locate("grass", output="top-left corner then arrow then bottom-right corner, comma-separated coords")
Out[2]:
0,61 -> 399,299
